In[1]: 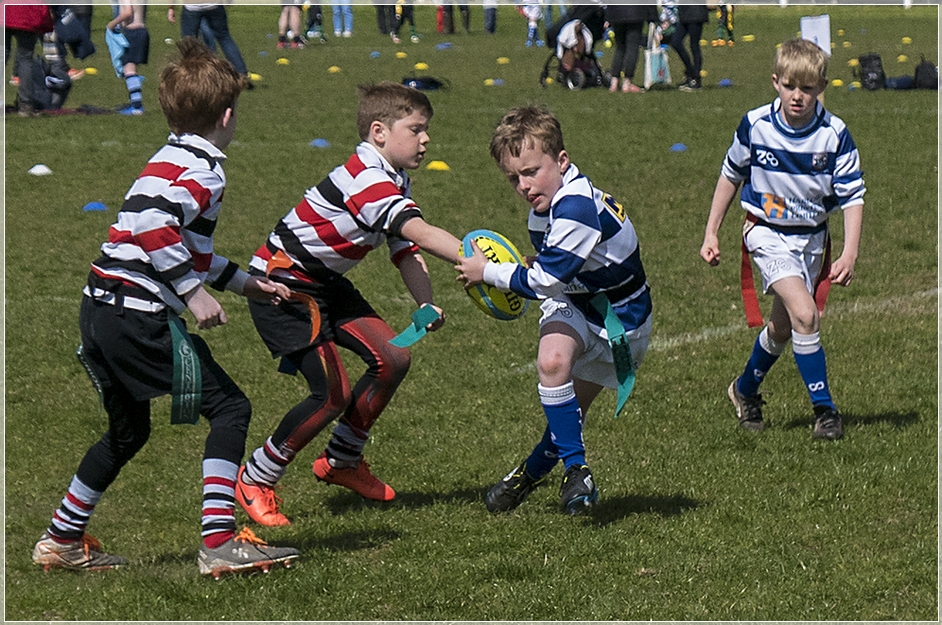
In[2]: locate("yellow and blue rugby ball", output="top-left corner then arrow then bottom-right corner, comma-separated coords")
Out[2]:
460,229 -> 529,321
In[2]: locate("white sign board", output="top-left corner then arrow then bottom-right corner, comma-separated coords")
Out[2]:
800,14 -> 831,56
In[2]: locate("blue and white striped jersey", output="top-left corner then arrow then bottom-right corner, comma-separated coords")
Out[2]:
483,163 -> 652,332
721,98 -> 865,228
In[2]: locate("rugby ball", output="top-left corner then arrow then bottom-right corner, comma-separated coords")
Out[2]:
459,229 -> 529,321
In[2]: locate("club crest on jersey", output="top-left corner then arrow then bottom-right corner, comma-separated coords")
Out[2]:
812,153 -> 828,172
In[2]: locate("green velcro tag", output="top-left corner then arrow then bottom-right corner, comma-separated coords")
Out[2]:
389,304 -> 442,348
168,313 -> 201,425
590,293 -> 636,418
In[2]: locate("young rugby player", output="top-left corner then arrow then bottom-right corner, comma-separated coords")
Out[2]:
33,39 -> 300,578
456,105 -> 653,515
700,38 -> 865,440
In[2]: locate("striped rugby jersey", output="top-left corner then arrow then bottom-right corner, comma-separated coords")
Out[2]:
722,98 -> 866,228
87,133 -> 244,314
249,142 -> 421,281
483,163 -> 652,333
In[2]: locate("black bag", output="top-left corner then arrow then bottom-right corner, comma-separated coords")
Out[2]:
914,56 -> 938,89
857,54 -> 886,90
14,56 -> 72,111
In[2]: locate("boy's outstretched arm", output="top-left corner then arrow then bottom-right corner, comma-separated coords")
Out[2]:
828,203 -> 863,286
400,218 -> 462,264
700,175 -> 741,266
184,285 -> 227,330
242,275 -> 293,303
398,252 -> 446,332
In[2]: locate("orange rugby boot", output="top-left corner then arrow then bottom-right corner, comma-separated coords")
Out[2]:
312,452 -> 396,501
235,465 -> 290,526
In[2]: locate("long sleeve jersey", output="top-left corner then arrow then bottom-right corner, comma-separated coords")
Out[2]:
249,142 -> 421,283
86,133 -> 246,314
483,163 -> 652,334
721,98 -> 866,229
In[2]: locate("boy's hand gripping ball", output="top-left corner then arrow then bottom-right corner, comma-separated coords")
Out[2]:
459,229 -> 529,321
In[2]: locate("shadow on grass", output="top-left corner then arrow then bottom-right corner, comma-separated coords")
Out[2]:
780,410 -> 919,432
292,528 -> 402,553
586,493 -> 702,527
319,485 -> 489,514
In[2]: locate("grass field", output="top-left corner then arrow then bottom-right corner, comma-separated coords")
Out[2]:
3,3 -> 938,621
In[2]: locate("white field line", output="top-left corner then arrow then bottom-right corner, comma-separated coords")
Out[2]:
508,288 -> 938,376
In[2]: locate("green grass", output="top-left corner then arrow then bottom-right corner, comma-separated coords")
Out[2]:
4,4 -> 938,621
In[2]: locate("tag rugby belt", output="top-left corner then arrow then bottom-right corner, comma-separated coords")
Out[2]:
740,212 -> 832,328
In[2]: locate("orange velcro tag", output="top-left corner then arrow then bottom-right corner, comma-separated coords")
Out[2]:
290,292 -> 321,343
266,250 -> 295,276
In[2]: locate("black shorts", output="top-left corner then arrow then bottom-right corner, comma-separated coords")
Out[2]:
79,295 -> 234,403
248,272 -> 376,359
123,27 -> 149,65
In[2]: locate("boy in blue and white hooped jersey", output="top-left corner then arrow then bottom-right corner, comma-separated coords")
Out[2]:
456,105 -> 653,516
700,38 -> 865,441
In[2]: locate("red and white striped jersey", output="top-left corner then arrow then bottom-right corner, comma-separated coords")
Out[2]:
87,133 -> 244,314
250,142 -> 422,282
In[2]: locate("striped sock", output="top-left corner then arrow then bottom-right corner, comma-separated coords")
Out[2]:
325,421 -> 368,466
124,74 -> 143,109
244,438 -> 291,487
539,382 -> 585,470
48,476 -> 103,542
201,458 -> 237,549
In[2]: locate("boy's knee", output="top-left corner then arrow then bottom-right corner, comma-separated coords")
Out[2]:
789,306 -> 819,334
207,392 -> 252,437
377,345 -> 411,385
536,352 -> 571,381
107,423 -> 151,461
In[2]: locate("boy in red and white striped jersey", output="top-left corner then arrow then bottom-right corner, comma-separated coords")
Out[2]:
236,81 -> 462,526
33,38 -> 300,578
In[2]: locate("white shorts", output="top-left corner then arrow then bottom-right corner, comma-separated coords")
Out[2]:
744,223 -> 826,295
538,297 -> 652,390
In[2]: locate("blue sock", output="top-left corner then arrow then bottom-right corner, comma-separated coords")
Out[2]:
738,327 -> 785,396
524,426 -> 558,479
125,74 -> 143,108
792,331 -> 834,408
527,24 -> 537,42
539,382 -> 585,470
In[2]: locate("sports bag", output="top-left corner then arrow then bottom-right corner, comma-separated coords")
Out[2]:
914,56 -> 938,89
643,24 -> 671,89
857,54 -> 886,90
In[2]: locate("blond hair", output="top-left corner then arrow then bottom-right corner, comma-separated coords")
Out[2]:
158,37 -> 246,135
774,38 -> 829,85
356,82 -> 433,140
489,105 -> 565,165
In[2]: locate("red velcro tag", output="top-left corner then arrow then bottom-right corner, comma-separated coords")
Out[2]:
740,240 -> 765,328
